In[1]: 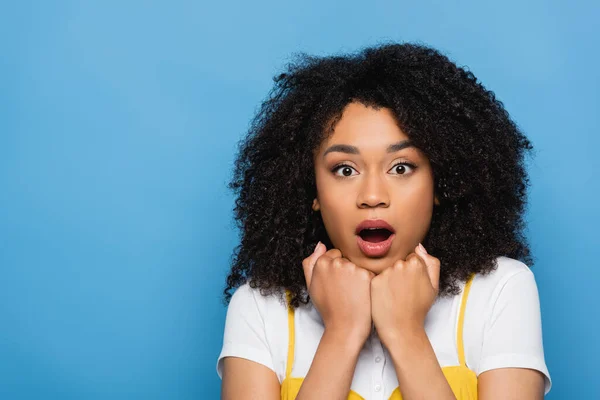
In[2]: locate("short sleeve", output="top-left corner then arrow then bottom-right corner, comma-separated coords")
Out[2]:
478,269 -> 552,395
216,284 -> 275,379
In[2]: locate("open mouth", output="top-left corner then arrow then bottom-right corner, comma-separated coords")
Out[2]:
358,228 -> 394,243
355,219 -> 396,257
356,228 -> 395,257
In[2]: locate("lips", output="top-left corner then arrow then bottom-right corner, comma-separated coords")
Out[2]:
355,219 -> 395,235
355,219 -> 396,257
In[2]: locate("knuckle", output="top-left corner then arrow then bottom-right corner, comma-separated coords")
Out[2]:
330,249 -> 342,258
332,258 -> 344,268
315,255 -> 326,268
408,257 -> 421,267
393,260 -> 405,270
405,254 -> 419,263
359,268 -> 372,281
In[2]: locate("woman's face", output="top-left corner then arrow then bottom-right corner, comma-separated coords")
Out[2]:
312,102 -> 438,275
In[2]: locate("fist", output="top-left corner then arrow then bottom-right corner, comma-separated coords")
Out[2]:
302,242 -> 374,342
370,243 -> 441,345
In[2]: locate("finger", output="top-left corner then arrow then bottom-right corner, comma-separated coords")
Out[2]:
404,252 -> 421,264
404,252 -> 427,274
365,269 -> 376,280
415,243 -> 440,291
303,241 -> 327,289
322,248 -> 342,260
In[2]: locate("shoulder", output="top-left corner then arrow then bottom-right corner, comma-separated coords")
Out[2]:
466,256 -> 542,328
227,282 -> 289,320
218,283 -> 290,381
469,256 -> 537,303
476,255 -> 534,284
466,257 -> 552,394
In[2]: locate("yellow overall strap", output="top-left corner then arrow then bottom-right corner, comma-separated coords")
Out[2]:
285,290 -> 295,379
457,273 -> 475,366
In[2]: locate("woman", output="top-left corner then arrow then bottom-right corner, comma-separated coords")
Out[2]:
216,42 -> 552,399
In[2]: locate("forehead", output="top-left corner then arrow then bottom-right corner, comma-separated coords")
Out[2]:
319,102 -> 410,152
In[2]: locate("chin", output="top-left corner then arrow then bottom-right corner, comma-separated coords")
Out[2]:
348,253 -> 394,274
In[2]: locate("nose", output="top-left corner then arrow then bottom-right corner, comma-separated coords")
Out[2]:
356,172 -> 390,208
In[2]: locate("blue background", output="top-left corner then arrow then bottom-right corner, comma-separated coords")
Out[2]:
1,1 -> 598,398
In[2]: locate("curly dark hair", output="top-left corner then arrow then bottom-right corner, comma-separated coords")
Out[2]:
223,42 -> 534,308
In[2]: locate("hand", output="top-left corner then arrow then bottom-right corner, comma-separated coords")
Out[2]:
303,241 -> 375,344
370,243 -> 440,347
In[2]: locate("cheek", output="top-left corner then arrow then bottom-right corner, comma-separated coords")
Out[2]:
395,180 -> 435,237
407,195 -> 434,227
318,191 -> 353,242
314,178 -> 355,247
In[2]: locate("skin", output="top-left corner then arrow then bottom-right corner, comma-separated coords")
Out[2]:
311,101 -> 438,274
221,102 -> 546,399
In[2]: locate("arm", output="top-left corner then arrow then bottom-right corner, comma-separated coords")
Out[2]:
220,242 -> 373,399
371,245 -> 455,399
217,284 -> 281,399
387,328 -> 456,400
221,357 -> 280,400
476,267 -> 550,399
387,330 -> 547,400
295,243 -> 374,399
222,328 -> 366,400
479,368 -> 545,400
296,329 -> 364,400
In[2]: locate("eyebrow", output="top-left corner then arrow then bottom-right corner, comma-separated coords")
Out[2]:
322,140 -> 414,158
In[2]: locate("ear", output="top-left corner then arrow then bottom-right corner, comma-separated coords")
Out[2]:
312,198 -> 320,211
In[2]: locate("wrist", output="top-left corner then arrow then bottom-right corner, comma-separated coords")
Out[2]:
378,323 -> 425,347
323,326 -> 369,351
383,326 -> 428,358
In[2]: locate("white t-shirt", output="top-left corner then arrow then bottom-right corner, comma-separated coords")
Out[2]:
216,256 -> 552,398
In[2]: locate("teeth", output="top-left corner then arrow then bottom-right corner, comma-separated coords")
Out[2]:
360,228 -> 391,234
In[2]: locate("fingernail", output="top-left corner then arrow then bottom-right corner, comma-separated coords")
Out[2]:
314,241 -> 322,253
418,243 -> 428,254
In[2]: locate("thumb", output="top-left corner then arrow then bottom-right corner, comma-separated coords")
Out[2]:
303,241 -> 326,289
416,243 -> 440,292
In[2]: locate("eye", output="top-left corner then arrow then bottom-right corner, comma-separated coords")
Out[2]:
332,164 -> 358,178
389,162 -> 416,175
332,162 -> 417,178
